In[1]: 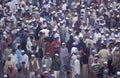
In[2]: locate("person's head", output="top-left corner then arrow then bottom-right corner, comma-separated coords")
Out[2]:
54,37 -> 59,41
17,45 -> 21,50
61,42 -> 66,48
7,57 -> 11,61
31,54 -> 35,60
103,61 -> 108,67
45,52 -> 50,57
21,50 -> 25,55
55,53 -> 59,59
12,49 -> 16,55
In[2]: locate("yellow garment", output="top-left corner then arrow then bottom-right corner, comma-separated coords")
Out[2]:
98,49 -> 110,62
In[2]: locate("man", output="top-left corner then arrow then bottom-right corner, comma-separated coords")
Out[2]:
51,53 -> 61,78
16,45 -> 22,71
52,37 -> 60,54
60,42 -> 68,68
3,45 -> 12,62
81,52 -> 89,78
21,50 -> 29,69
98,44 -> 110,65
60,42 -> 69,78
74,55 -> 81,78
8,49 -> 17,67
42,52 -> 52,70
29,54 -> 40,78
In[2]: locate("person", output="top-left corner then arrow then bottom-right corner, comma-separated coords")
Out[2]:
81,52 -> 89,78
8,49 -> 17,67
44,37 -> 54,58
42,52 -> 52,70
74,55 -> 81,78
91,58 -> 101,78
60,42 -> 69,78
100,61 -> 110,78
98,44 -> 110,65
29,54 -> 40,78
51,53 -> 61,78
21,50 -> 29,69
3,45 -> 12,62
16,45 -> 22,71
52,37 -> 60,54
4,57 -> 17,78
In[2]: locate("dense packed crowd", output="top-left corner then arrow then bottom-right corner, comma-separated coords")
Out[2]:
0,0 -> 120,78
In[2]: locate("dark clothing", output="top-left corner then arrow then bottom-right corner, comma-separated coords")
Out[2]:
66,36 -> 74,53
81,54 -> 89,64
51,58 -> 61,71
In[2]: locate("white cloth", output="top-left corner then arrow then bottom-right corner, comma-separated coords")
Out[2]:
54,71 -> 60,78
26,38 -> 33,53
21,54 -> 29,68
8,54 -> 18,64
74,59 -> 80,75
71,47 -> 79,54
40,29 -> 50,37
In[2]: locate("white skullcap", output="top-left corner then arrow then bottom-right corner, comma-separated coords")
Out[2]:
103,61 -> 108,64
21,50 -> 25,53
62,42 -> 65,45
42,64 -> 47,67
117,71 -> 120,76
55,53 -> 59,56
75,12 -> 78,15
3,74 -> 8,77
43,71 -> 49,74
31,54 -> 35,57
53,28 -> 57,31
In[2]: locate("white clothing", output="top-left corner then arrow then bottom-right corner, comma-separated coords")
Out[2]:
74,59 -> 80,75
71,47 -> 79,54
8,54 -> 18,64
21,54 -> 29,68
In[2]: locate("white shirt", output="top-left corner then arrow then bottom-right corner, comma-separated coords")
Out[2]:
74,59 -> 80,75
21,54 -> 29,68
9,54 -> 18,64
26,38 -> 33,52
40,29 -> 50,37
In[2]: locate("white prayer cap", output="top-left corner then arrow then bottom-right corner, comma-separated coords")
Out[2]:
43,71 -> 49,74
94,57 -> 98,60
42,64 -> 47,67
62,42 -> 65,45
31,54 -> 35,57
117,71 -> 120,76
55,53 -> 59,56
3,74 -> 8,77
21,50 -> 25,53
92,50 -> 96,53
73,42 -> 77,45
53,28 -> 57,31
95,54 -> 99,57
111,28 -> 114,31
77,3 -> 80,5
75,12 -> 78,15
115,34 -> 118,38
103,61 -> 108,64
106,34 -> 109,37
51,74 -> 55,76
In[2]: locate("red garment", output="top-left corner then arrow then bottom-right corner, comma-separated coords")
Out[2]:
45,41 -> 54,58
7,67 -> 17,78
52,41 -> 60,53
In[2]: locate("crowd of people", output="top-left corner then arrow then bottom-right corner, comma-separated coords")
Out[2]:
0,0 -> 120,78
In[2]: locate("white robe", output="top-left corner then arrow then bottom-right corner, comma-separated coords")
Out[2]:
74,59 -> 80,75
21,54 -> 29,68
